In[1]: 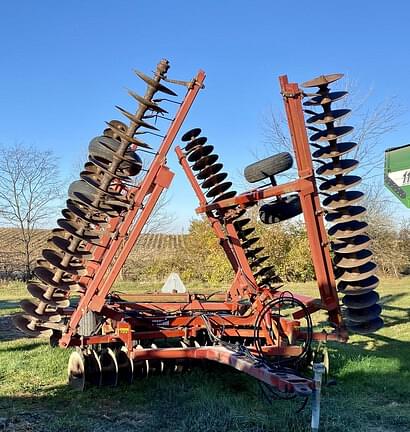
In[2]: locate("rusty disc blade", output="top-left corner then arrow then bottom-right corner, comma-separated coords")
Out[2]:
346,317 -> 384,334
312,142 -> 357,160
134,70 -> 177,96
302,73 -> 344,88
202,173 -> 228,189
115,106 -> 160,131
250,255 -> 269,268
234,218 -> 251,229
127,89 -> 168,113
342,291 -> 379,309
334,249 -> 373,268
254,266 -> 275,278
197,163 -> 223,180
241,237 -> 260,249
42,249 -> 86,276
185,136 -> 208,153
66,200 -> 107,225
328,220 -> 368,239
48,236 -> 92,259
323,190 -> 364,209
336,262 -> 377,283
13,314 -> 53,338
192,154 -> 219,171
332,235 -> 371,254
238,227 -> 255,239
211,190 -> 237,203
188,145 -> 214,163
319,175 -> 362,193
57,219 -> 101,243
307,108 -> 351,125
316,159 -> 359,177
206,181 -> 232,198
245,247 -> 264,258
325,206 -> 367,224
99,348 -> 119,386
20,299 -> 61,322
104,121 -> 152,150
27,283 -> 70,307
33,266 -> 78,290
310,126 -> 354,143
88,156 -> 132,180
303,91 -> 348,107
345,303 -> 381,323
337,275 -> 379,295
80,174 -> 128,203
181,128 -> 201,142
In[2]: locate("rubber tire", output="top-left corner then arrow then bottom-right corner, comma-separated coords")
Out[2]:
259,194 -> 302,224
244,152 -> 293,183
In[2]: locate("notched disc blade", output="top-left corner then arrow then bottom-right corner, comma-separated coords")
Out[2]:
332,235 -> 371,254
310,126 -> 354,143
342,291 -> 379,309
202,172 -> 228,189
325,206 -> 367,224
187,145 -> 214,163
319,175 -> 362,193
303,91 -> 348,106
337,275 -> 380,295
181,128 -> 201,142
192,154 -> 219,171
323,190 -> 364,209
345,304 -> 381,323
347,317 -> 384,334
302,73 -> 344,88
197,163 -> 223,180
27,283 -> 70,307
13,314 -> 53,337
206,181 -> 232,198
336,262 -> 377,283
307,109 -> 350,125
312,142 -> 357,160
20,299 -> 61,322
241,237 -> 260,249
328,220 -> 368,239
134,70 -> 178,96
316,159 -> 359,177
334,249 -> 373,268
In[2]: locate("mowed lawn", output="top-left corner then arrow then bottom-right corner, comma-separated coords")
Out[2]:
0,278 -> 409,432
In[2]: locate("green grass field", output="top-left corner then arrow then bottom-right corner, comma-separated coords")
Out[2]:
0,278 -> 409,432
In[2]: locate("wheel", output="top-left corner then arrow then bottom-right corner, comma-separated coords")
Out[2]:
259,194 -> 302,224
244,152 -> 293,183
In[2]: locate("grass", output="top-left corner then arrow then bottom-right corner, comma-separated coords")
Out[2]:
0,278 -> 409,431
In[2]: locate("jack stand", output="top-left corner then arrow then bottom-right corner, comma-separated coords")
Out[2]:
311,362 -> 325,432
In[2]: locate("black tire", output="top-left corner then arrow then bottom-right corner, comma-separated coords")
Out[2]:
244,152 -> 293,183
259,194 -> 302,224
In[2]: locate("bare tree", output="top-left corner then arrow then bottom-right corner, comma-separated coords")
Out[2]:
262,78 -> 405,182
0,143 -> 62,279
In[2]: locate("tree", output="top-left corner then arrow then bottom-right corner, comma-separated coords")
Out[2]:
0,143 -> 62,279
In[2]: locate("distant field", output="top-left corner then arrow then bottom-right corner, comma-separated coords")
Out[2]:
0,278 -> 409,432
0,227 -> 186,279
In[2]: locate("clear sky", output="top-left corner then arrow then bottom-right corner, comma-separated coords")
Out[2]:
1,1 -> 409,231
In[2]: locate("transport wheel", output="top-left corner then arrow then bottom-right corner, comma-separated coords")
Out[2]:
244,152 -> 293,183
259,194 -> 302,224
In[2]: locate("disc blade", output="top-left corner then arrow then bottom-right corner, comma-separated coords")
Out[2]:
302,73 -> 344,88
316,159 -> 359,177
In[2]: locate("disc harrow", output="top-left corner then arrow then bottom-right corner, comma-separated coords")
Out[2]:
301,74 -> 383,334
181,129 -> 279,288
12,67 -> 384,431
14,59 -> 184,340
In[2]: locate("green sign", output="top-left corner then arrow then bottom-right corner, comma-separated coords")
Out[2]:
384,144 -> 410,208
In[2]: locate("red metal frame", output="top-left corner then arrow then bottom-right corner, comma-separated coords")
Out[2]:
62,72 -> 348,396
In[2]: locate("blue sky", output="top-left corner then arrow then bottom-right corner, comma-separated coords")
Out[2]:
1,1 -> 409,231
